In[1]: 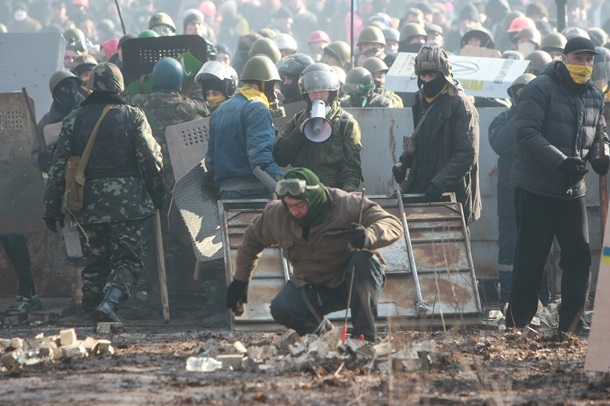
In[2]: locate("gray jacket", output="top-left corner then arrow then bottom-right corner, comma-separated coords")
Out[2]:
510,61 -> 607,200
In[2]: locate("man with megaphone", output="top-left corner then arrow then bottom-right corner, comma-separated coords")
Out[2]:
274,63 -> 363,192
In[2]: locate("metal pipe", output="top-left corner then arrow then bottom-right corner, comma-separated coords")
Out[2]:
396,187 -> 429,315
555,0 -> 567,32
114,0 -> 127,35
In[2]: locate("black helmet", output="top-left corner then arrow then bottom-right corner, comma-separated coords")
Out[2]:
277,53 -> 314,77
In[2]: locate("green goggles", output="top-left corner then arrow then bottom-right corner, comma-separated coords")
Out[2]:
341,82 -> 373,95
275,178 -> 320,197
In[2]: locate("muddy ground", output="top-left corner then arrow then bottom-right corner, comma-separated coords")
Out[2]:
1,313 -> 609,406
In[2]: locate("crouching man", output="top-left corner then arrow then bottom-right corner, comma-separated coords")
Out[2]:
225,168 -> 403,342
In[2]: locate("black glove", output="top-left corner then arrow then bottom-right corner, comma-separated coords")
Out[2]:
202,171 -> 219,199
44,218 -> 65,233
392,161 -> 407,183
226,279 -> 249,316
36,149 -> 50,173
349,222 -> 369,250
424,183 -> 443,202
591,156 -> 610,176
559,157 -> 588,177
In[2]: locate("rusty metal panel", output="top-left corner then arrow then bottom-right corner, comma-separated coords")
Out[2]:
0,93 -> 45,235
220,196 -> 481,331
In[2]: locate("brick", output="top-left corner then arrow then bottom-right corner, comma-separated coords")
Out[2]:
9,337 -> 24,351
94,340 -> 115,355
274,329 -> 301,354
59,329 -> 77,346
1,350 -> 23,369
62,344 -> 87,359
81,337 -> 99,353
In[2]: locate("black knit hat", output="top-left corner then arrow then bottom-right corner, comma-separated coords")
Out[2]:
564,37 -> 599,55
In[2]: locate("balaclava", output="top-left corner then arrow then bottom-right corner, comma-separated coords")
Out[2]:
282,167 -> 329,228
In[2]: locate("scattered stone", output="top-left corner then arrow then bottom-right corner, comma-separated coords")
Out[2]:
95,339 -> 115,356
96,322 -> 125,334
288,341 -> 306,357
217,354 -> 244,370
248,345 -> 277,362
373,341 -> 394,357
81,337 -> 99,353
224,341 -> 247,355
10,337 -> 25,351
339,337 -> 366,355
62,344 -> 87,359
0,339 -> 11,350
1,351 -> 23,369
60,329 -> 77,346
275,330 -> 301,354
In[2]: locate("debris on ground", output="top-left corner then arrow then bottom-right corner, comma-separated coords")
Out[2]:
0,328 -> 115,371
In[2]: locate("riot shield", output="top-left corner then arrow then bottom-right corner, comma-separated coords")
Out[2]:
122,35 -> 209,87
0,93 -> 45,234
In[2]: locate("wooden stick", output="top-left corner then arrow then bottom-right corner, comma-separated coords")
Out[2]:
154,211 -> 170,322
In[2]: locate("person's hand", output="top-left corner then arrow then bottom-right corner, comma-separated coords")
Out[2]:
226,279 -> 249,316
44,218 -> 65,233
202,171 -> 219,199
36,149 -> 50,173
349,223 -> 369,250
591,156 -> 610,176
392,161 -> 407,183
559,157 -> 588,177
424,183 -> 443,202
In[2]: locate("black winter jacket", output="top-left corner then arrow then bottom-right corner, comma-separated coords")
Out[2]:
489,107 -> 517,216
510,61 -> 607,200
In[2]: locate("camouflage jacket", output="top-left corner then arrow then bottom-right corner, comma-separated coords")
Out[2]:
130,89 -> 208,145
376,88 -> 404,108
43,96 -> 165,224
274,99 -> 363,192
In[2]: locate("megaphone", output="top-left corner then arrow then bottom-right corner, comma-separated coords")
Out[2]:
304,99 -> 332,142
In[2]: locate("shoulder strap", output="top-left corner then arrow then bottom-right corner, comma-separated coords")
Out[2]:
76,104 -> 113,183
338,110 -> 352,137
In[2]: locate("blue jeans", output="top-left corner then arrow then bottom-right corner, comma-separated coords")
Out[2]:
270,251 -> 384,342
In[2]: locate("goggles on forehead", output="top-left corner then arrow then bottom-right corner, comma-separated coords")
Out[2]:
275,178 -> 320,197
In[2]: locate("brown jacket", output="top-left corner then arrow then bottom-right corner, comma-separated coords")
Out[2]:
234,188 -> 403,288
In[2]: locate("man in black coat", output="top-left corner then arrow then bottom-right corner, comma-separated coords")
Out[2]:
506,37 -> 610,332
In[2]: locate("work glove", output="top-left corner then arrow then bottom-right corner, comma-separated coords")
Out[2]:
44,218 -> 65,233
424,183 -> 443,202
591,156 -> 610,176
226,279 -> 249,316
558,157 -> 588,177
392,161 -> 407,183
349,223 -> 369,250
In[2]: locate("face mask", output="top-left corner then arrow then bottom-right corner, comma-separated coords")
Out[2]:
517,42 -> 536,57
54,83 -> 79,109
280,82 -> 300,102
386,45 -> 398,55
565,64 -> 593,84
421,74 -> 447,99
207,95 -> 226,108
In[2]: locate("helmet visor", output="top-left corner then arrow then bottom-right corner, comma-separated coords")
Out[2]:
299,69 -> 339,93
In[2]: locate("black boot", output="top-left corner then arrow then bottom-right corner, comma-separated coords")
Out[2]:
93,288 -> 125,323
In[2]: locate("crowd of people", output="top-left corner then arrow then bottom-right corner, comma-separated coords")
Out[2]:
1,0 -> 610,339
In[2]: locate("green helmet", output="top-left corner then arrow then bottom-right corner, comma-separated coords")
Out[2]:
148,12 -> 176,33
343,67 -> 374,95
507,73 -> 535,98
514,27 -> 541,47
240,55 -> 281,82
87,62 -> 124,92
63,27 -> 86,52
248,38 -> 281,63
399,23 -> 427,43
358,26 -> 386,46
540,32 -> 567,52
525,50 -> 552,75
138,29 -> 159,38
49,70 -> 79,94
323,41 -> 351,66
361,57 -> 389,74
71,54 -> 98,77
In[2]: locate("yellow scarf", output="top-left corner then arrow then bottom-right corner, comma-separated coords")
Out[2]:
238,86 -> 269,108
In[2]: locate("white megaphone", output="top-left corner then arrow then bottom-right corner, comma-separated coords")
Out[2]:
304,99 -> 332,143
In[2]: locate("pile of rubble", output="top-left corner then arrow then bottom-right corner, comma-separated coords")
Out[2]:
0,328 -> 115,371
192,326 -> 437,374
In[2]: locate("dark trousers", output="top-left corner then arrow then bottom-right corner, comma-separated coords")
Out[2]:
0,235 -> 36,298
270,251 -> 384,342
506,188 -> 590,331
80,221 -> 144,312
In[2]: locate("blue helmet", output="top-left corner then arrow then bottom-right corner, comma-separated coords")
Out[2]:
152,57 -> 184,91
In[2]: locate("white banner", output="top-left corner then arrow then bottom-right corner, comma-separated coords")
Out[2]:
386,52 -> 530,98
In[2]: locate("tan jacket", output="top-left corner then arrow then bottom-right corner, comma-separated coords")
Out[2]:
234,188 -> 403,288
